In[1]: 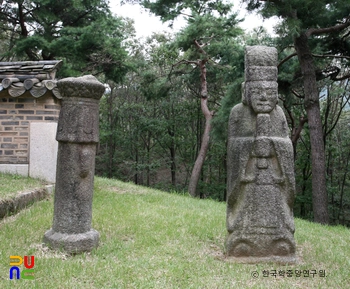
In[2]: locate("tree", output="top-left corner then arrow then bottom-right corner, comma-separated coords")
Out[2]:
138,0 -> 242,197
0,0 -> 129,80
244,0 -> 350,224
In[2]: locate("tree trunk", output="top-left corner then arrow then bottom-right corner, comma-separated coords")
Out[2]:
188,59 -> 213,197
294,33 -> 329,224
170,143 -> 176,187
168,111 -> 177,187
18,2 -> 38,61
188,103 -> 212,197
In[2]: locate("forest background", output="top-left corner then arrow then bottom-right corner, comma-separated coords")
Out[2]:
0,0 -> 349,226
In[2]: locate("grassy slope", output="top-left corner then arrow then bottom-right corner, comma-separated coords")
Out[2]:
0,177 -> 349,288
0,173 -> 46,199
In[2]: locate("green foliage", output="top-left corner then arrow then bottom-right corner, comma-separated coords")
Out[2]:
140,70 -> 172,100
96,29 -> 234,197
244,0 -> 350,53
292,79 -> 350,225
50,12 -> 130,80
211,76 -> 243,142
294,123 -> 313,220
142,0 -> 233,23
175,13 -> 242,53
97,68 -> 200,190
322,88 -> 350,225
0,0 -> 130,80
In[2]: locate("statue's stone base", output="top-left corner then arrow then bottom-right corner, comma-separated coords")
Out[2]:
226,233 -> 296,264
43,229 -> 99,254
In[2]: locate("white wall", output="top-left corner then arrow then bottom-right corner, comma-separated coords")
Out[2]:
29,122 -> 58,183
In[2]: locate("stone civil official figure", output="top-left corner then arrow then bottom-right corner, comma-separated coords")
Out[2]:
226,46 -> 296,263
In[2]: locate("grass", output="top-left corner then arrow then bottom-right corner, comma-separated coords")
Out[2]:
0,173 -> 47,199
0,176 -> 349,288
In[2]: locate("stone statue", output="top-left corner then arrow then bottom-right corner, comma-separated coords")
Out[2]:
226,46 -> 296,263
43,75 -> 104,254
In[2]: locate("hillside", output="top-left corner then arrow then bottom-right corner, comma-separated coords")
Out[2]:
0,176 -> 349,288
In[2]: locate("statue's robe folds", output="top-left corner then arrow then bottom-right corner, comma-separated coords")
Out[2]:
226,103 -> 296,261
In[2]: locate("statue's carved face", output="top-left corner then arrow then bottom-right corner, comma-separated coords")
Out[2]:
246,82 -> 278,113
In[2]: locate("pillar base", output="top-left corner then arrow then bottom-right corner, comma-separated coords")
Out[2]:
43,229 -> 99,254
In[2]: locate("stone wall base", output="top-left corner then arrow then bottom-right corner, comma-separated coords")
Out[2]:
0,185 -> 54,219
0,164 -> 28,176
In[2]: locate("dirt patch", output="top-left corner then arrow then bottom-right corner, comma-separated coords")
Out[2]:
29,243 -> 70,260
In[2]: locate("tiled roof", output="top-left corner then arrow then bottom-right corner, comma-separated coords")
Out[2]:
0,60 -> 62,99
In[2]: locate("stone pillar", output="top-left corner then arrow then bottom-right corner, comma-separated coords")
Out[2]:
226,46 -> 296,263
43,75 -> 104,254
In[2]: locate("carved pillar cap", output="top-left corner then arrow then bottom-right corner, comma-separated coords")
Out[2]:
57,75 -> 105,100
